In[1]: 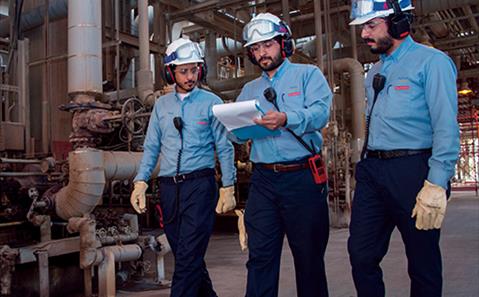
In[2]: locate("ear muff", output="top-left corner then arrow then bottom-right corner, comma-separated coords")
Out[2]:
198,63 -> 207,82
386,0 -> 411,39
281,36 -> 295,57
278,21 -> 295,57
164,65 -> 175,85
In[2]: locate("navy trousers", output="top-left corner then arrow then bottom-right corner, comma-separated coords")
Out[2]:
244,165 -> 329,297
348,152 -> 442,297
159,171 -> 218,297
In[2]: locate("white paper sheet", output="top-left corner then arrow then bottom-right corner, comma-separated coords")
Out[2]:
212,100 -> 263,131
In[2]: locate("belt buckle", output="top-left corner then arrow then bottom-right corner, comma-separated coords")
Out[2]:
173,174 -> 186,184
273,164 -> 280,173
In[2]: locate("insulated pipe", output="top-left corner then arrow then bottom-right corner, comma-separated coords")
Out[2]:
331,58 -> 365,162
68,0 -> 102,96
67,217 -> 142,297
67,217 -> 101,269
55,148 -> 160,220
332,58 -> 365,140
97,245 -> 142,297
137,0 -> 155,107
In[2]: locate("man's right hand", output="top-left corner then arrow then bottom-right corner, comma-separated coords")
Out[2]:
130,181 -> 148,214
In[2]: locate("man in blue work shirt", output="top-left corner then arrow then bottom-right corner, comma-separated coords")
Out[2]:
235,12 -> 332,297
348,1 -> 459,297
130,37 -> 236,297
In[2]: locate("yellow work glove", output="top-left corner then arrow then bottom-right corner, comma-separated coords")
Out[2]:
215,186 -> 236,214
411,180 -> 447,230
130,181 -> 148,214
234,209 -> 248,252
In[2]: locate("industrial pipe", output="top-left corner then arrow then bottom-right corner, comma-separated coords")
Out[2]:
68,0 -> 102,96
67,217 -> 143,297
331,58 -> 366,162
136,0 -> 155,107
0,245 -> 18,296
97,245 -> 142,297
54,148 -> 160,220
67,217 -> 101,269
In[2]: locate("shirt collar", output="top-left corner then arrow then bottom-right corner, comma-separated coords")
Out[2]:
173,86 -> 199,101
380,35 -> 414,62
261,59 -> 291,81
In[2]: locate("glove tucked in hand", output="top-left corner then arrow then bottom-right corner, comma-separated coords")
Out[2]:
215,186 -> 236,214
411,180 -> 447,230
235,209 -> 248,252
130,181 -> 148,214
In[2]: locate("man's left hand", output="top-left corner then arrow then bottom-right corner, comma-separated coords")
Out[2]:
254,111 -> 286,130
216,186 -> 236,214
411,180 -> 447,230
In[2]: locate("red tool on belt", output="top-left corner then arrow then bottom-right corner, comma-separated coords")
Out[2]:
308,154 -> 328,184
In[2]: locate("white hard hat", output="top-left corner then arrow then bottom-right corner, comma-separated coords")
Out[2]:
349,0 -> 414,25
242,13 -> 291,47
164,38 -> 204,66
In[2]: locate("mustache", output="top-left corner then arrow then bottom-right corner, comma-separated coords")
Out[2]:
363,38 -> 375,43
258,57 -> 272,63
185,80 -> 195,84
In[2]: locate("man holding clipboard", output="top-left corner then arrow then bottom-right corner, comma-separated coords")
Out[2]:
230,12 -> 333,297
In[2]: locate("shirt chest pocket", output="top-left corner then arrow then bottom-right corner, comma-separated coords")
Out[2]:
185,117 -> 211,144
280,88 -> 305,111
384,79 -> 422,119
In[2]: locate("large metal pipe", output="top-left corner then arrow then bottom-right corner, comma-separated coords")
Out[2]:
97,245 -> 142,297
332,58 -> 366,161
54,148 -> 160,220
137,0 -> 154,107
67,217 -> 142,297
68,0 -> 102,96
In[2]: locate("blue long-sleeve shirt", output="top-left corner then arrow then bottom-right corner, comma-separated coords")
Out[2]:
366,36 -> 459,189
236,59 -> 332,163
135,87 -> 236,186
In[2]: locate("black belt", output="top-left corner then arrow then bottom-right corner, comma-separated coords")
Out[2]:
366,149 -> 431,160
158,168 -> 215,184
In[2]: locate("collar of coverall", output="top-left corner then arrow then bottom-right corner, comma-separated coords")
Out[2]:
260,58 -> 291,82
379,35 -> 413,62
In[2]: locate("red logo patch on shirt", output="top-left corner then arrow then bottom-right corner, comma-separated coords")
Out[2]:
394,85 -> 410,91
288,91 -> 301,97
197,121 -> 208,125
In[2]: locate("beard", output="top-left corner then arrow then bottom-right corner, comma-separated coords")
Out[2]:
364,35 -> 394,54
176,80 -> 196,93
258,52 -> 284,72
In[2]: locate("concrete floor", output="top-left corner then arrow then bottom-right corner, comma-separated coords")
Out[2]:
118,192 -> 479,297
